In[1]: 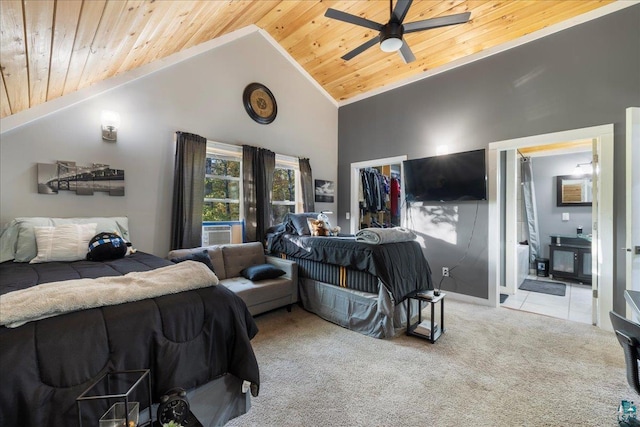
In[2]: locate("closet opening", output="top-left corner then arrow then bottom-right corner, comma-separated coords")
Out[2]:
349,156 -> 407,234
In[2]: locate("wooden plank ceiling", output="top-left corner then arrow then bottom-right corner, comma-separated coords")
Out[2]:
0,0 -> 615,119
518,139 -> 593,156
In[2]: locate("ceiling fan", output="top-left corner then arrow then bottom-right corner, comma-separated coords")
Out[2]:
324,0 -> 471,63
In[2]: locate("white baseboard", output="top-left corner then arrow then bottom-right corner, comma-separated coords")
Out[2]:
443,291 -> 493,307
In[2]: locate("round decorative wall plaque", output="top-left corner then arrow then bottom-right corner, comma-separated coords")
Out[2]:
243,83 -> 277,124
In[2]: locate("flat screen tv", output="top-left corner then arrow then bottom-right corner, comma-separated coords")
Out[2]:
403,149 -> 487,202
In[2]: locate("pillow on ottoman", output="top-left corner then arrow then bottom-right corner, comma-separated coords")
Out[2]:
241,264 -> 285,281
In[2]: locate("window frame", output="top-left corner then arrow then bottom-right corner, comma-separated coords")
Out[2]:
203,142 -> 302,225
271,154 -> 301,225
204,142 -> 243,222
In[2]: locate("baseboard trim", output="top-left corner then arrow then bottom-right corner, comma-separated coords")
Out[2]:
443,291 -> 492,307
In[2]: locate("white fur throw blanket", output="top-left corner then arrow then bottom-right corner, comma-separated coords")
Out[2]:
355,227 -> 417,245
0,261 -> 218,328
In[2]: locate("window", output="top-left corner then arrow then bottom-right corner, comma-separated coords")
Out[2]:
272,155 -> 300,225
204,143 -> 242,221
203,143 -> 301,226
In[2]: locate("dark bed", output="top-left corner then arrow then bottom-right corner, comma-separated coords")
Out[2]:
265,213 -> 433,338
0,251 -> 260,427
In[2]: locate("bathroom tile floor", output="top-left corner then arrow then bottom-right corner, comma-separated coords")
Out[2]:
501,275 -> 592,324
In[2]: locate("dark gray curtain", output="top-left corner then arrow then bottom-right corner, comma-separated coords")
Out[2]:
170,131 -> 207,250
299,157 -> 315,213
242,145 -> 275,243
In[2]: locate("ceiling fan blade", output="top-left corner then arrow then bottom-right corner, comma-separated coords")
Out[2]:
392,0 -> 413,23
341,36 -> 380,61
398,40 -> 416,63
403,12 -> 471,34
325,8 -> 383,31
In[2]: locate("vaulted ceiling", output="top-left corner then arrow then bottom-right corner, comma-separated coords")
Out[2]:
0,0 -> 618,119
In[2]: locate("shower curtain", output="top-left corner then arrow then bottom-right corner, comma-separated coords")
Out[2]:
521,157 -> 540,263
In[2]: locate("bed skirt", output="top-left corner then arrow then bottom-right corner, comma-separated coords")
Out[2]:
298,277 -> 419,339
138,374 -> 250,427
188,374 -> 251,427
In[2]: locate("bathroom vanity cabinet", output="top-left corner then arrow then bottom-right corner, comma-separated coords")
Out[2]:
549,235 -> 592,284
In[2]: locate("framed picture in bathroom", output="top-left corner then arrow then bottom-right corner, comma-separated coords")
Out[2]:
556,175 -> 592,207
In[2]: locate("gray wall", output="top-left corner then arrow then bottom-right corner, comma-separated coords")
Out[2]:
530,152 -> 593,259
0,32 -> 338,257
337,6 -> 640,306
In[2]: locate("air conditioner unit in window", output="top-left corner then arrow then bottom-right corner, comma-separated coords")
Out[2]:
202,225 -> 232,246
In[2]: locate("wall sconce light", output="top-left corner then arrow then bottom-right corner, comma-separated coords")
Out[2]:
573,162 -> 593,175
101,110 -> 121,142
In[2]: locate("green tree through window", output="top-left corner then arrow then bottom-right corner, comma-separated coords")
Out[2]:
204,142 -> 301,227
272,167 -> 296,225
204,156 -> 240,221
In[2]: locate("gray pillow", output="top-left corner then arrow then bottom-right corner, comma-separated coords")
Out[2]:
170,250 -> 216,273
284,213 -> 320,235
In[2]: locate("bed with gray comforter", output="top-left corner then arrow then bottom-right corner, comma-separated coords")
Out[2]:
0,252 -> 259,427
265,214 -> 433,338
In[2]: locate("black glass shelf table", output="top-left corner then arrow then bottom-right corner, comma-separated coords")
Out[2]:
406,290 -> 446,343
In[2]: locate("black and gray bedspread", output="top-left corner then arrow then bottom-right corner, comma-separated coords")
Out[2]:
0,251 -> 172,294
0,252 -> 259,427
266,232 -> 432,302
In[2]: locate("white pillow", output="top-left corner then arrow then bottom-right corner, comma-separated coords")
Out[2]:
29,223 -> 97,264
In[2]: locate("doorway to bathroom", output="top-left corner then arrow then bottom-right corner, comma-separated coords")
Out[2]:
488,124 -> 614,330
500,142 -> 593,324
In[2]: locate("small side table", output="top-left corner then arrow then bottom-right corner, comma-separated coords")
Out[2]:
406,290 -> 446,343
76,369 -> 153,427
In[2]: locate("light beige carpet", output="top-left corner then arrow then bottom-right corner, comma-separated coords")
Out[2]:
227,300 -> 631,427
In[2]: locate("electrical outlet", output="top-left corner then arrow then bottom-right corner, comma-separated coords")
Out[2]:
442,267 -> 449,277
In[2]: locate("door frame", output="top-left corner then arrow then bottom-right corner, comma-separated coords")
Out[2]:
488,124 -> 614,330
349,156 -> 407,234
503,149 -> 519,296
626,107 -> 640,321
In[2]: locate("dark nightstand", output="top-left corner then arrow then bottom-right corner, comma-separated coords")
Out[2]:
406,290 -> 446,343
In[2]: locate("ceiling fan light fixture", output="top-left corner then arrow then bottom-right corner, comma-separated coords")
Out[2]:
325,3 -> 469,62
380,22 -> 404,52
380,36 -> 403,52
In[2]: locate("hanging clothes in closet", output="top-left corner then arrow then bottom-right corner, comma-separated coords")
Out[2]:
360,168 -> 389,214
390,176 -> 400,218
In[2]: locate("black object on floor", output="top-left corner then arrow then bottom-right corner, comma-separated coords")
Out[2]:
153,411 -> 203,427
519,279 -> 566,296
500,294 -> 509,303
